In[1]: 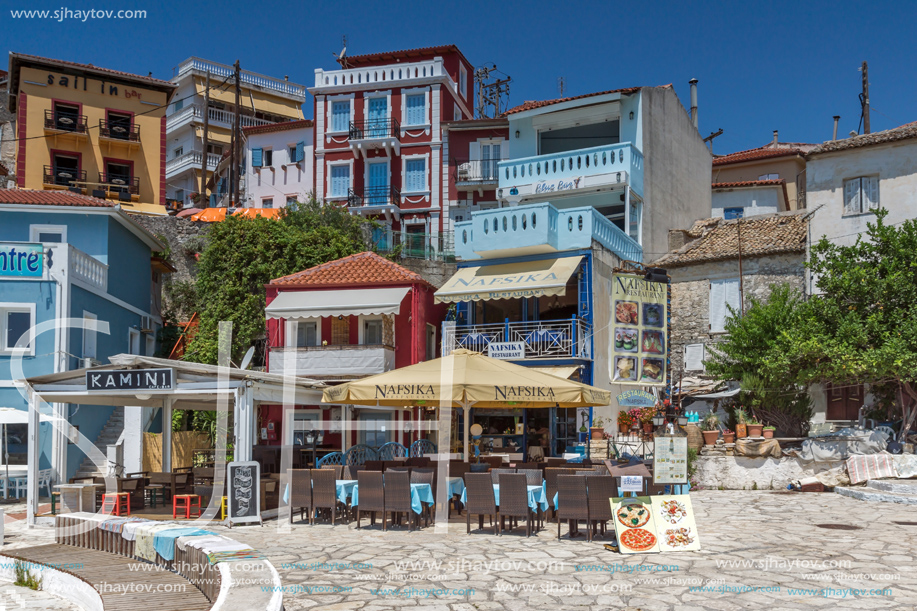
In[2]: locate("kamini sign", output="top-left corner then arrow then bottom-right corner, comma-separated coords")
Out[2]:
86,368 -> 174,391
535,176 -> 584,195
0,243 -> 43,277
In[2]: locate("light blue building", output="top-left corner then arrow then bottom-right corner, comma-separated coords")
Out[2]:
439,85 -> 711,453
0,189 -> 167,484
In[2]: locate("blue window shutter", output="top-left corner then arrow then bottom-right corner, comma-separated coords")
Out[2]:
209,193 -> 216,207
331,165 -> 349,197
406,94 -> 425,125
218,177 -> 226,195
295,141 -> 305,162
252,148 -> 263,168
405,159 -> 425,192
332,102 -> 349,132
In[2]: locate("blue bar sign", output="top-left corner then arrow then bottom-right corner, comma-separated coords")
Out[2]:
0,243 -> 44,277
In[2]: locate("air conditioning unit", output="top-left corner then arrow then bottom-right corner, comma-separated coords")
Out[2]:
81,357 -> 101,369
140,315 -> 154,333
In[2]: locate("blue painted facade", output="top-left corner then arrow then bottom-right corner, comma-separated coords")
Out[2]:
0,202 -> 162,482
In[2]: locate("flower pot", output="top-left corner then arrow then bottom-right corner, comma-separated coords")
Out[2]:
735,423 -> 747,438
763,428 -> 775,439
643,422 -> 654,434
723,432 -> 736,444
702,430 -> 719,446
590,427 -> 605,440
747,424 -> 764,437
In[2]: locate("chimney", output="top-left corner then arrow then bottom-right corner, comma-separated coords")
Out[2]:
772,130 -> 779,148
689,78 -> 698,129
832,116 -> 840,141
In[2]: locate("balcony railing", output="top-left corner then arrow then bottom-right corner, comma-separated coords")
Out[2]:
176,57 -> 307,101
444,318 -> 592,360
315,58 -> 456,93
453,158 -> 505,185
69,245 -> 108,292
98,173 -> 140,195
43,166 -> 87,187
166,151 -> 222,175
166,103 -> 276,131
349,118 -> 401,141
270,345 -> 395,377
348,185 -> 401,208
99,119 -> 140,142
372,230 -> 455,262
44,110 -> 87,134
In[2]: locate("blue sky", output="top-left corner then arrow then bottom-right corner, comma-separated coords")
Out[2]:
5,0 -> 915,153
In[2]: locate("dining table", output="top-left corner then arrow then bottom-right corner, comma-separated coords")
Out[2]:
460,484 -> 549,513
282,479 -> 358,505
54,483 -> 102,513
351,482 -> 434,515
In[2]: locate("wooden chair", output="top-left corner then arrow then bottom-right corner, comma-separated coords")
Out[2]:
311,468 -> 340,525
320,464 -> 344,480
490,468 -> 515,485
464,473 -> 499,535
512,462 -> 538,470
288,469 -> 312,524
356,470 -> 384,530
410,468 -> 436,526
586,475 -> 615,540
544,468 -> 574,522
556,475 -> 590,541
363,461 -> 385,472
404,457 -> 431,468
546,458 -> 565,467
383,470 -> 415,531
117,476 -> 146,511
517,469 -> 543,486
499,473 -> 532,537
449,460 -> 470,479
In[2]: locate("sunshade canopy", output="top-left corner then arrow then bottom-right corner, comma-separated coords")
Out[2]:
530,366 -> 580,379
434,256 -> 583,303
266,287 -> 410,320
323,348 -> 610,408
0,407 -> 53,424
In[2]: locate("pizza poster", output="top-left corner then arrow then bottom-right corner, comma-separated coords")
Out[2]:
612,497 -> 660,554
653,436 -> 689,484
652,495 -> 701,552
611,273 -> 668,387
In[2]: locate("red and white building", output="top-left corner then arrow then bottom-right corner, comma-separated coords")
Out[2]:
310,45 -> 475,248
442,118 -> 509,230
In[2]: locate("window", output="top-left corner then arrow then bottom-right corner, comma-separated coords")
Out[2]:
263,149 -> 273,167
30,224 -> 66,243
454,105 -> 462,121
363,319 -> 383,345
724,207 -> 744,220
128,328 -> 141,355
404,158 -> 426,193
709,278 -> 741,333
405,94 -> 425,126
104,161 -> 132,194
843,176 -> 879,215
262,198 -> 273,208
330,165 -> 350,197
426,324 -> 436,361
294,321 -> 318,347
331,101 -> 350,133
359,412 -> 391,446
82,311 -> 97,360
145,335 -> 156,357
207,144 -> 223,156
173,147 -> 183,158
106,111 -> 133,140
50,153 -> 79,187
286,196 -> 297,207
758,173 -> 779,180
459,66 -> 468,98
173,99 -> 183,113
1,304 -> 35,355
251,148 -> 262,168
289,146 -> 297,162
52,102 -> 80,132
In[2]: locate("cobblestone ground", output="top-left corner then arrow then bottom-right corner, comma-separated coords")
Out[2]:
0,585 -> 84,611
2,490 -> 915,610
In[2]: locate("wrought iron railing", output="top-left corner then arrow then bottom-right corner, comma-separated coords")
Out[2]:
99,119 -> 140,141
452,158 -> 504,184
348,185 -> 401,208
44,110 -> 87,133
349,117 -> 401,140
447,318 -> 592,360
372,230 -> 455,262
43,166 -> 86,187
98,173 -> 140,195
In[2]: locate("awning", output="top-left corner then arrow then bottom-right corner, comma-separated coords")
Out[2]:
530,366 -> 580,379
266,287 -> 411,320
434,256 -> 583,303
692,387 -> 741,399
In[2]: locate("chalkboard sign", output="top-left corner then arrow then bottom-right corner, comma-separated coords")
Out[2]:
227,461 -> 261,525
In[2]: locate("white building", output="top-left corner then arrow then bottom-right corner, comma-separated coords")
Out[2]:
242,119 -> 314,208
164,58 -> 307,208
711,179 -> 788,219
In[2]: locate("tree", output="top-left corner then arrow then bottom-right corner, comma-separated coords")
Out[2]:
184,198 -> 371,365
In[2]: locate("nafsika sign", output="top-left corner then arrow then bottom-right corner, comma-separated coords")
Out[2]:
611,273 -> 667,386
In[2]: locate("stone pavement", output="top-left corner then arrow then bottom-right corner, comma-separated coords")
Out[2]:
0,585 -> 83,611
1,491 -> 914,610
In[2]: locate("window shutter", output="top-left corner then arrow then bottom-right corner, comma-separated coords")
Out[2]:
252,148 -> 263,168
405,159 -> 425,192
843,178 -> 860,214
684,344 -> 706,371
217,177 -> 226,195
295,141 -> 304,162
332,102 -> 349,132
469,142 -> 481,161
209,193 -> 216,207
406,94 -> 425,125
864,176 -> 879,210
724,278 -> 741,323
709,280 -> 726,333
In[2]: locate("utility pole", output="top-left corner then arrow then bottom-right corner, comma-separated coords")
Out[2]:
737,217 -> 745,314
558,77 -> 565,97
861,61 -> 870,134
199,69 -> 210,204
474,64 -> 511,119
230,60 -> 241,206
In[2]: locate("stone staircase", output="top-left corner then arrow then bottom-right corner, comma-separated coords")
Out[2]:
74,407 -> 124,479
835,479 -> 917,505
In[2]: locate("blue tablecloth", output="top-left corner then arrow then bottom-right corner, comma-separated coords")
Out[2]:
351,483 -> 433,515
282,479 -> 357,505
447,477 -> 465,497
153,528 -> 214,561
460,484 -> 548,512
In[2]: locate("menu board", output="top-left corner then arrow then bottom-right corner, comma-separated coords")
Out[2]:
227,461 -> 261,525
653,495 -> 701,552
653,436 -> 688,484
612,496 -> 660,554
611,273 -> 667,386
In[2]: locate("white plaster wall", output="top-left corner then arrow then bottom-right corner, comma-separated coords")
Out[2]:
243,128 -> 313,208
711,187 -> 780,218
694,456 -> 845,490
122,405 -> 143,475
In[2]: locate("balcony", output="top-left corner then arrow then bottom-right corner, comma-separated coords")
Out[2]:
498,142 -> 644,202
270,345 -> 395,378
166,151 -> 222,177
98,173 -> 140,196
348,185 -> 401,217
454,203 -> 642,262
452,158 -> 505,190
372,230 -> 455,262
44,110 -> 88,136
175,57 -> 307,102
314,58 -> 457,94
167,103 -> 275,132
43,166 -> 87,189
443,318 -> 592,361
348,118 -> 401,157
69,245 -> 108,292
99,119 -> 140,143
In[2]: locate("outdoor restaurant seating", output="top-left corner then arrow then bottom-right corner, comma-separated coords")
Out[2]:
464,472 -> 500,535
556,475 -> 590,540
383,470 -> 416,531
404,457 -> 431,467
585,475 -> 615,540
490,468 -> 515,484
517,469 -> 543,486
321,464 -> 344,480
288,469 -> 312,524
481,456 -> 503,469
363,460 -> 385,471
143,471 -> 193,501
498,473 -> 533,537
449,460 -> 469,479
311,468 -> 342,525
544,468 -> 575,521
410,468 -> 436,526
356,470 -> 385,530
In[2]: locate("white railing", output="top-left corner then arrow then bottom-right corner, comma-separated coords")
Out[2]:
314,58 -> 455,92
166,151 -> 221,175
447,318 -> 592,360
69,245 -> 108,291
175,57 -> 307,100
167,104 -> 274,131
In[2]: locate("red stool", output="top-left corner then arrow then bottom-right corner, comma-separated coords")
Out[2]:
173,494 -> 201,519
101,492 -> 130,516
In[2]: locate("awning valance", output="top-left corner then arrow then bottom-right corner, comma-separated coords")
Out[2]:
434,256 -> 583,304
530,366 -> 580,379
266,287 -> 410,320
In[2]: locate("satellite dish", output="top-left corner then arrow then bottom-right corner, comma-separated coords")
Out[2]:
240,346 -> 255,370
333,36 -> 349,68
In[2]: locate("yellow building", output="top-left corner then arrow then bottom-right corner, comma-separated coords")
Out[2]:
8,53 -> 176,210
164,58 -> 307,208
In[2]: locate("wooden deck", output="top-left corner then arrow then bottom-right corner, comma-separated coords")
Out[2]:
1,544 -> 212,611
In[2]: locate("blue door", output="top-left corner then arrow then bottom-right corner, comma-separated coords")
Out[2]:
368,162 -> 388,205
368,98 -> 387,137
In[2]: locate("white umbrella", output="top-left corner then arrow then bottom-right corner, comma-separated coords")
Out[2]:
0,408 -> 53,485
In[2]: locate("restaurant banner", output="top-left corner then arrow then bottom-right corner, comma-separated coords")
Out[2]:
610,273 -> 667,386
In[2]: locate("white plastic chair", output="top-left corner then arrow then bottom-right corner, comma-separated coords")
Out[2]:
11,468 -> 52,498
873,425 -> 895,441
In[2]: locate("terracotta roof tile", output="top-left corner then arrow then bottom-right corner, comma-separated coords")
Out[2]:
242,119 -> 313,136
341,44 -> 469,67
712,146 -> 807,166
10,52 -> 175,88
270,251 -> 430,288
0,188 -> 114,208
712,179 -> 786,188
503,86 -> 645,116
807,121 -> 917,156
653,210 -> 809,268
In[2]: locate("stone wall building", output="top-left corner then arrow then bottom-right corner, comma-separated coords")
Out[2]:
653,210 -> 809,375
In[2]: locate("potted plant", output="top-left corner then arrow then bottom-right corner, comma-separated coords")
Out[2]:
747,418 -> 764,437
627,408 -> 644,430
734,406 -> 749,438
722,429 -> 736,444
762,425 -> 776,439
701,412 -> 720,446
638,407 -> 654,433
617,410 -> 633,433
590,416 -> 606,440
